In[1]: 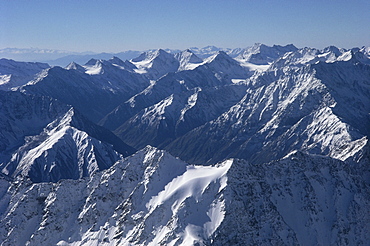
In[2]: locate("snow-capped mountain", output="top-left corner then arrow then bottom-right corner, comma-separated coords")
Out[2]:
114,84 -> 247,149
189,46 -> 244,59
0,91 -> 70,163
99,50 -> 250,132
0,91 -> 135,183
93,45 -> 370,166
20,61 -> 150,123
203,51 -> 251,79
131,49 -> 180,80
47,50 -> 144,67
0,147 -> 367,245
165,57 -> 370,164
236,43 -> 298,65
174,49 -> 203,71
0,43 -> 369,245
0,58 -> 50,91
3,109 -> 124,183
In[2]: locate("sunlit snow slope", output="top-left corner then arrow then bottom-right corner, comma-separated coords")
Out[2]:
0,147 -> 368,245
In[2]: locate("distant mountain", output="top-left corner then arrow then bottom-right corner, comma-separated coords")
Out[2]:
174,49 -> 203,71
0,48 -> 78,63
20,59 -> 150,123
0,48 -> 142,67
45,50 -> 144,67
131,49 -> 180,80
236,43 -> 298,65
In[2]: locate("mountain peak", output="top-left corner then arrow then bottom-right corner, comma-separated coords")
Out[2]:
0,58 -> 50,90
347,50 -> 370,64
237,43 -> 298,65
202,45 -> 220,52
252,42 -> 268,49
322,46 -> 342,56
174,49 -> 203,71
65,61 -> 85,72
131,49 -> 179,79
84,58 -> 99,66
109,56 -> 124,64
132,49 -> 171,63
206,50 -> 234,63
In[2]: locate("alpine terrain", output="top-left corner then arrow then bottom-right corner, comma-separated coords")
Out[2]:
0,43 -> 369,245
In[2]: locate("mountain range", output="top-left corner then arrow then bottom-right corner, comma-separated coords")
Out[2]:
0,43 -> 369,245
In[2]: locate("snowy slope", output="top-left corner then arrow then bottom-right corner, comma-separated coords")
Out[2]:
236,43 -> 298,65
0,91 -> 71,165
165,56 -> 370,165
131,49 -> 180,79
96,45 -> 370,167
2,109 -> 123,182
0,58 -> 50,91
189,46 -> 244,59
0,147 -> 367,245
203,51 -> 251,79
174,49 -> 203,71
100,51 -> 250,132
211,152 -> 369,245
115,84 -> 247,149
0,91 -> 135,183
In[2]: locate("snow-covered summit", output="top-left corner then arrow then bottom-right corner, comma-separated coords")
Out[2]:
164,53 -> 370,165
236,43 -> 298,65
65,61 -> 86,72
202,51 -> 250,79
131,49 -> 180,79
270,46 -> 370,69
107,56 -> 137,71
174,49 -> 203,71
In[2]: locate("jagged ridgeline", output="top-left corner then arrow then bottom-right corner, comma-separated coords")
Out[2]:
0,44 -> 369,245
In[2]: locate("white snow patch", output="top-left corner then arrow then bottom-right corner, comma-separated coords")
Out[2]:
146,159 -> 232,213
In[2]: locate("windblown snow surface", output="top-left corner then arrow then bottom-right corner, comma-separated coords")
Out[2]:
0,147 -> 368,245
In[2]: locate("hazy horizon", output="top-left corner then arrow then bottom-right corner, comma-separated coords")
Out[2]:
1,0 -> 369,53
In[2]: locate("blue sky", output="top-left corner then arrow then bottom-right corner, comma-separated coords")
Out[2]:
1,0 -> 369,52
